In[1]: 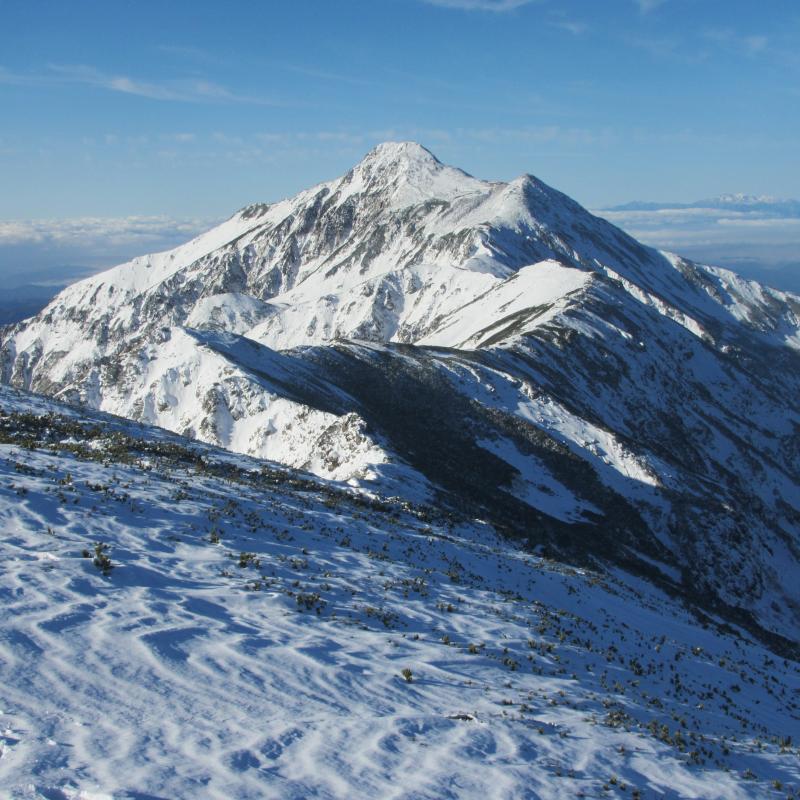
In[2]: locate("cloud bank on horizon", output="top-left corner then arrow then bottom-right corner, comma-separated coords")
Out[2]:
594,201 -> 800,291
0,215 -> 215,287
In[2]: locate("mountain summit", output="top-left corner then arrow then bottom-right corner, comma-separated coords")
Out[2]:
2,143 -> 799,655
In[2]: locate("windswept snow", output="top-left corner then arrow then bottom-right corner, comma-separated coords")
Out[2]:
1,385 -> 799,799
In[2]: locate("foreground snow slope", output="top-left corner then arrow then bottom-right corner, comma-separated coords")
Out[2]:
1,385 -> 799,800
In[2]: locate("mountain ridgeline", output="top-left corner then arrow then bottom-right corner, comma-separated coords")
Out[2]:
2,142 -> 799,655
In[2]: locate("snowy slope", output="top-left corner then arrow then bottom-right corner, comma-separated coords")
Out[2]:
1,384 -> 799,799
1,142 -> 799,656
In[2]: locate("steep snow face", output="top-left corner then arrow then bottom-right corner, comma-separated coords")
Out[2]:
418,260 -> 590,348
184,292 -> 274,334
2,142 -> 800,652
88,326 -> 429,494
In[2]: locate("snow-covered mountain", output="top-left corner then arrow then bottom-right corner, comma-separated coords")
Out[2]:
2,141 -> 800,656
2,383 -> 799,799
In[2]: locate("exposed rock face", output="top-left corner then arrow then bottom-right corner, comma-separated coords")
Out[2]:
3,141 -> 800,653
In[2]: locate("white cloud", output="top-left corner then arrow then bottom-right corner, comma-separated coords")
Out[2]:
0,215 -> 214,249
0,216 -> 221,285
596,207 -> 800,253
0,64 -> 285,106
715,216 -> 800,230
549,17 -> 588,35
455,124 -> 615,146
703,29 -> 770,57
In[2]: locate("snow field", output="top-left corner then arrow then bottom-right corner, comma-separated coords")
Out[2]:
1,387 -> 798,799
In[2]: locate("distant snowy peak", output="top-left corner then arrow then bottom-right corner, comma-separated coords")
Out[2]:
334,141 -> 491,212
700,194 -> 800,217
238,141 -> 580,238
347,140 -> 444,175
36,141 -> 625,331
606,194 -> 800,217
347,141 -> 445,187
711,192 -> 781,205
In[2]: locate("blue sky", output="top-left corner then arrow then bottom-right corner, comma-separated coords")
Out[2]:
1,0 -> 798,284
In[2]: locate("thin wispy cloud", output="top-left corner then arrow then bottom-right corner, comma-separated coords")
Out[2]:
49,64 -> 283,105
635,0 -> 666,12
213,125 -> 612,154
0,66 -> 44,87
549,19 -> 588,36
744,36 -> 769,55
255,131 -> 370,146
704,29 -> 769,57
279,63 -> 375,88
157,44 -> 227,65
454,124 -> 614,146
166,132 -> 196,144
624,34 -> 709,65
421,0 -> 536,11
0,64 -> 286,106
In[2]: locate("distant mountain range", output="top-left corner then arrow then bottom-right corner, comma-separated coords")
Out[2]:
2,142 -> 799,657
606,194 -> 800,217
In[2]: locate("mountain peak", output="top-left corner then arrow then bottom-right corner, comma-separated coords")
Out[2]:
340,141 -> 484,208
712,192 -> 780,205
360,140 -> 441,167
349,141 -> 445,185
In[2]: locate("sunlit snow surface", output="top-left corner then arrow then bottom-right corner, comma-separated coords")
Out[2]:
3,143 -> 800,797
1,384 -> 798,800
